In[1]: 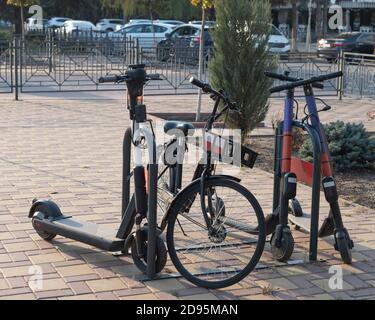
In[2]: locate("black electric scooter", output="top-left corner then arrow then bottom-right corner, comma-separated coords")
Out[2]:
28,65 -> 165,279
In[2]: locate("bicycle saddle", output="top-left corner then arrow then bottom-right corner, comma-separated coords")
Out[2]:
164,121 -> 195,137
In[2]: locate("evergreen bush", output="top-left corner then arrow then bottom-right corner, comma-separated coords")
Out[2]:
300,121 -> 375,171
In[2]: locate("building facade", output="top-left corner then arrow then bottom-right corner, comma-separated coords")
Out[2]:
272,0 -> 375,40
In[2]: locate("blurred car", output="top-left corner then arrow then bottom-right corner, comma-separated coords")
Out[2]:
156,20 -> 184,27
48,17 -> 72,29
25,18 -> 49,32
157,24 -> 214,64
318,32 -> 375,62
96,18 -> 124,32
111,22 -> 174,47
268,25 -> 290,56
189,20 -> 216,28
58,20 -> 98,35
127,19 -> 151,25
0,19 -> 12,29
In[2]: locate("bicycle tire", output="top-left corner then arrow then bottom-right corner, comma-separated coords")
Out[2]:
166,178 -> 266,289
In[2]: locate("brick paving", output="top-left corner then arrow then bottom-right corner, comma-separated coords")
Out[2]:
0,94 -> 374,300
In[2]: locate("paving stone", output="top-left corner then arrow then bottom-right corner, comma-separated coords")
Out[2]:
121,293 -> 158,300
0,293 -> 36,300
180,293 -> 219,300
86,278 -> 127,292
29,253 -> 66,264
69,281 -> 92,295
4,242 -> 38,253
56,264 -> 95,277
146,279 -> 186,292
0,279 -> 9,290
59,294 -> 98,300
0,96 -> 374,300
31,278 -> 69,292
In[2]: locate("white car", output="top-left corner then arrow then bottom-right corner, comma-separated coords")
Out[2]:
268,25 -> 290,55
156,20 -> 184,27
127,19 -> 151,25
48,17 -> 72,29
111,23 -> 174,47
189,21 -> 216,28
58,20 -> 98,35
96,19 -> 124,32
25,18 -> 49,32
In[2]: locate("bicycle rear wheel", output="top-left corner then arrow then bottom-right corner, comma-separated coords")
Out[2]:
166,178 -> 266,289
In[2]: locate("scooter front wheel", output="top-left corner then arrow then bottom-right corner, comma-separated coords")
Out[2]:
270,228 -> 294,262
335,230 -> 353,265
131,230 -> 167,275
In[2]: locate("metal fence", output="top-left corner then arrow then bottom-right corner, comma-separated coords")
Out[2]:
0,39 -> 13,94
341,52 -> 375,99
0,33 -> 374,98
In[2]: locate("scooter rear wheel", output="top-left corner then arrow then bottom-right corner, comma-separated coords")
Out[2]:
32,217 -> 56,241
289,199 -> 303,217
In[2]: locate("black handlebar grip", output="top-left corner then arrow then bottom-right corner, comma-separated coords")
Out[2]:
264,71 -> 299,82
313,82 -> 324,89
314,71 -> 343,83
189,77 -> 206,89
148,74 -> 161,80
99,75 -> 118,83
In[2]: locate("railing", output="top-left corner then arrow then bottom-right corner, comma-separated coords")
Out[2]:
341,52 -> 375,99
1,33 -> 375,99
0,39 -> 13,94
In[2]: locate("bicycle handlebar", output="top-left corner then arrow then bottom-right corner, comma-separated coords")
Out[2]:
99,73 -> 161,84
189,77 -> 238,111
270,71 -> 343,94
99,75 -> 120,83
264,71 -> 301,82
265,71 -> 325,91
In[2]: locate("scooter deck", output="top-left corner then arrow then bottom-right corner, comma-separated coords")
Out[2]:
289,212 -> 318,234
38,217 -> 125,252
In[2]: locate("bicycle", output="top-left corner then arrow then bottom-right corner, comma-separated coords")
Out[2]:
158,78 -> 266,288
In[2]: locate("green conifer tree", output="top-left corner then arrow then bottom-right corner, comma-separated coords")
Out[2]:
209,0 -> 276,139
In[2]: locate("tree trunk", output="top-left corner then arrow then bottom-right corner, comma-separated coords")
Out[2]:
149,7 -> 156,45
306,0 -> 313,52
20,4 -> 25,40
196,7 -> 206,122
323,0 -> 328,38
315,0 -> 323,40
291,0 -> 297,52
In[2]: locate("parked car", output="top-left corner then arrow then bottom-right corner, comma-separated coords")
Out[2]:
189,20 -> 216,28
48,17 -> 72,29
25,18 -> 49,32
58,20 -> 98,35
318,32 -> 375,62
157,24 -> 214,64
96,18 -> 124,32
268,24 -> 290,56
156,20 -> 184,26
111,22 -> 174,47
0,19 -> 12,29
127,19 -> 151,25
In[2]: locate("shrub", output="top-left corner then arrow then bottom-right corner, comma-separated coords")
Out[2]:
0,30 -> 12,41
300,121 -> 375,171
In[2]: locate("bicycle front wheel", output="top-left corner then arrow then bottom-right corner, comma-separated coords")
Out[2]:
166,178 -> 266,289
